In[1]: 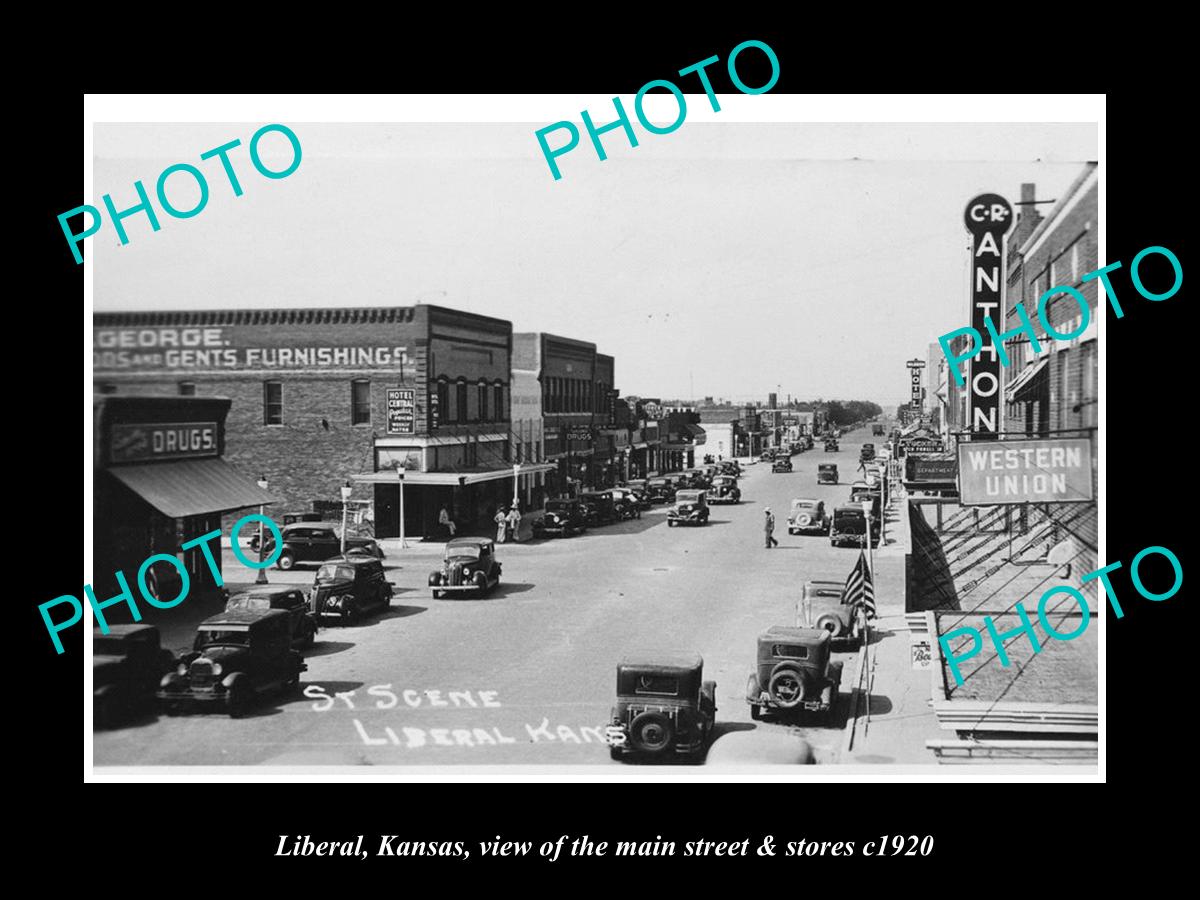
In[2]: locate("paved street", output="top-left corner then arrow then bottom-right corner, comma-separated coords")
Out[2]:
95,427 -> 906,766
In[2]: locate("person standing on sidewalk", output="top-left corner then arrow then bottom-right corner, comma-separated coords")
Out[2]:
506,505 -> 522,543
494,507 -> 508,543
764,507 -> 779,549
439,505 -> 456,538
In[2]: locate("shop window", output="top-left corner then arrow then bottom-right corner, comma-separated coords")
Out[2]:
456,380 -> 468,423
494,383 -> 504,420
478,381 -> 489,422
351,379 -> 371,425
178,381 -> 196,396
263,381 -> 283,425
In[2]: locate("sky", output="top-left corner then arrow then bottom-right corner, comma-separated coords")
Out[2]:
93,121 -> 1096,409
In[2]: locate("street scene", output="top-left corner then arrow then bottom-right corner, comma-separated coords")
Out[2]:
89,120 -> 1099,769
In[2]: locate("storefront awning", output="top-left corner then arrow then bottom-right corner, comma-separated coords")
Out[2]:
352,462 -> 557,487
108,459 -> 280,518
1005,357 -> 1049,402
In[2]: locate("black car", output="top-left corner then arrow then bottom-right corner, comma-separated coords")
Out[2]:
310,555 -> 394,624
94,624 -> 175,729
255,522 -> 384,570
532,499 -> 588,537
644,478 -> 677,504
158,610 -> 307,717
579,492 -> 619,526
607,652 -> 717,762
225,586 -> 318,649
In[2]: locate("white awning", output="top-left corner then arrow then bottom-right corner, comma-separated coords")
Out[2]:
1005,357 -> 1049,402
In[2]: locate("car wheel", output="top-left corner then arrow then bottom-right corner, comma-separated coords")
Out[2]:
277,552 -> 295,571
667,520 -> 675,527
750,703 -> 762,721
303,624 -> 316,649
225,679 -> 250,718
609,746 -> 623,762
629,711 -> 674,754
432,589 -> 441,600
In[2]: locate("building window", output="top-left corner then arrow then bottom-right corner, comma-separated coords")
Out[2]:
263,381 -> 283,425
478,381 -> 489,422
1070,241 -> 1080,283
178,382 -> 196,396
456,380 -> 468,423
351,379 -> 371,425
494,383 -> 504,421
98,383 -> 117,394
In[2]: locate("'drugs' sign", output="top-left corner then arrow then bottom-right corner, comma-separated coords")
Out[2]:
957,438 -> 1093,506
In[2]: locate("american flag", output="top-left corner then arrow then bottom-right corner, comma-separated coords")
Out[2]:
842,550 -> 876,620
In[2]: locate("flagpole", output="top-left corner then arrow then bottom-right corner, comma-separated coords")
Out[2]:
861,499 -> 874,657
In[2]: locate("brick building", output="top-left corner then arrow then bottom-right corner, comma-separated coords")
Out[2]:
93,305 -> 553,539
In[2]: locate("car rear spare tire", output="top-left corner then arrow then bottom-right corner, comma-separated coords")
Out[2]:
768,665 -> 808,709
629,711 -> 674,753
815,613 -> 842,637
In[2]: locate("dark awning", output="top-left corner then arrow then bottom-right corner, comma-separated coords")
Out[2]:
1006,357 -> 1049,402
107,459 -> 280,518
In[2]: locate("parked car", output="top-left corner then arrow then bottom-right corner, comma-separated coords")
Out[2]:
707,474 -> 741,504
799,580 -> 864,649
759,450 -> 774,462
310,554 -> 394,623
606,652 -> 716,762
718,460 -> 742,478
849,484 -> 882,524
825,439 -> 839,452
579,491 -> 619,526
256,522 -> 384,570
818,463 -> 839,485
225,586 -> 318,649
667,489 -> 710,526
622,481 -> 654,510
860,443 -> 876,462
787,499 -> 830,535
830,504 -> 880,548
532,499 -> 588,537
93,624 -> 175,728
872,423 -> 885,436
607,488 -> 643,519
745,626 -> 842,722
158,609 -> 307,717
771,458 -> 793,473
429,537 -> 502,599
644,478 -> 677,504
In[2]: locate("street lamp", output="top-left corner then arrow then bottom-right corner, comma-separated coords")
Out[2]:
396,464 -> 408,550
255,474 -> 270,584
862,499 -> 875,579
340,480 -> 353,554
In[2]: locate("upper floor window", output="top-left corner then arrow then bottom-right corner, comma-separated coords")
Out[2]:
436,378 -> 449,423
494,382 -> 504,420
263,381 -> 283,425
456,380 -> 469,423
178,382 -> 196,396
351,379 -> 371,425
478,381 -> 489,422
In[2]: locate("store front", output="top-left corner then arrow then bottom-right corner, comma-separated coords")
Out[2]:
93,396 -> 278,600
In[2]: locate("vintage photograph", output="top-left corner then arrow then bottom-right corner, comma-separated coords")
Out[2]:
88,115 -> 1099,769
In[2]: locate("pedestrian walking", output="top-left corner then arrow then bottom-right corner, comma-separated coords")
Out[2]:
764,507 -> 779,549
506,505 -> 523,542
494,507 -> 508,543
439,505 -> 456,538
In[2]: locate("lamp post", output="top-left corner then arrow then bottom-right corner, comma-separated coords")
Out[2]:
512,462 -> 520,508
861,499 -> 875,579
340,480 -> 353,554
397,465 -> 408,550
255,474 -> 269,584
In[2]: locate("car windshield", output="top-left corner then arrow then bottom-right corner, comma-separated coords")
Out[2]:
546,502 -> 572,512
196,629 -> 250,648
446,545 -> 482,560
316,564 -> 356,583
792,501 -> 816,510
226,594 -> 272,612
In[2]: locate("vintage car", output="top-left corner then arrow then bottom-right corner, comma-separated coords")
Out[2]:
787,499 -> 830,535
849,485 -> 882,524
758,450 -> 774,462
645,477 -> 677,504
158,609 -> 307,717
824,439 -> 839,452
745,626 -> 842,722
830,504 -> 880,548
799,580 -> 864,649
606,652 -> 716,762
666,489 -> 710,526
718,460 -> 742,478
771,457 -> 793,473
94,624 -> 176,728
860,443 -> 876,462
607,488 -> 644,519
803,435 -> 814,450
579,491 -> 619,526
872,423 -> 886,436
707,474 -> 741,504
255,521 -> 384,570
429,537 -> 502,599
225,586 -> 318,649
817,463 -> 838,485
311,554 -> 394,622
532,498 -> 588,537
622,481 -> 654,511
705,731 -> 815,766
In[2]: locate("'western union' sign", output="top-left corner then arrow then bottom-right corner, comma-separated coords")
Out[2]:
956,437 -> 1093,506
